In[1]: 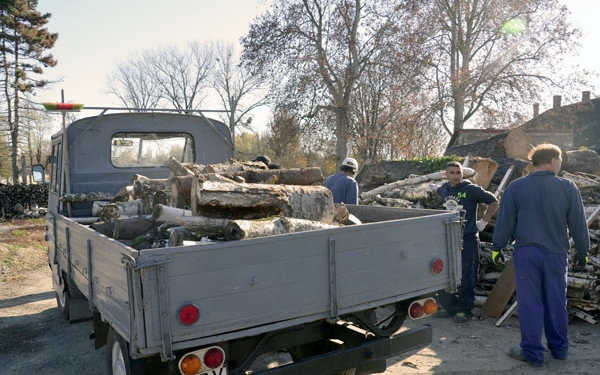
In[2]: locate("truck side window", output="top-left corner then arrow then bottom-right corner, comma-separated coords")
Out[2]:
111,132 -> 194,167
50,142 -> 63,194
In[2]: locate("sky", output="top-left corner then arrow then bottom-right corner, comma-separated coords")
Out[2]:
35,0 -> 599,133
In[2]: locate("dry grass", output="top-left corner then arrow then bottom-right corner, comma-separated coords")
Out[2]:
0,218 -> 47,282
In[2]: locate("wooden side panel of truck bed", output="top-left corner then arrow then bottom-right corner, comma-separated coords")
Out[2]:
136,207 -> 462,352
50,214 -> 138,336
50,207 -> 461,358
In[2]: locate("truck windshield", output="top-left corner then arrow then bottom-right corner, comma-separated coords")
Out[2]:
111,132 -> 194,167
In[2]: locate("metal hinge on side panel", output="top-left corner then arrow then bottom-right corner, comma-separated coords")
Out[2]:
87,239 -> 94,311
122,253 -> 172,269
157,263 -> 174,361
444,213 -> 463,292
121,253 -> 173,359
123,257 -> 147,358
328,237 -> 338,323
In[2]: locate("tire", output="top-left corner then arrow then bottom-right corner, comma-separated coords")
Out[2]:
54,281 -> 70,319
106,327 -> 146,375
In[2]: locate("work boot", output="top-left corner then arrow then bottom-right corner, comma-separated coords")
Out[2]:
453,312 -> 470,323
509,346 -> 543,367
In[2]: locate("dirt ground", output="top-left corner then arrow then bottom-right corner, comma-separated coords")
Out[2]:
1,220 -> 600,375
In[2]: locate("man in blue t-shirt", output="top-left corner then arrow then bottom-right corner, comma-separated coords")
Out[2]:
436,161 -> 499,323
324,157 -> 359,204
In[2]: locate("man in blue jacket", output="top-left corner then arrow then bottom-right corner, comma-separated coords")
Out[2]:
437,161 -> 498,323
492,143 -> 589,366
324,157 -> 359,204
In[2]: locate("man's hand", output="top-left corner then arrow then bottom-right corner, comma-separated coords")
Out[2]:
573,254 -> 588,270
491,250 -> 505,265
476,219 -> 488,232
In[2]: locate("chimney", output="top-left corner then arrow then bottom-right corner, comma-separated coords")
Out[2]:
582,91 -> 591,101
533,103 -> 539,117
553,95 -> 561,109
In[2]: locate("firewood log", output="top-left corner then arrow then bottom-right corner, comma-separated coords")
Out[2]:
60,192 -> 115,202
91,217 -> 161,240
444,128 -> 532,159
224,217 -> 339,241
218,167 -> 324,185
165,156 -> 195,176
563,149 -> 600,175
152,204 -> 194,223
92,200 -> 144,217
151,204 -> 228,237
168,226 -> 201,246
360,168 -> 476,202
207,160 -> 268,172
191,177 -> 335,223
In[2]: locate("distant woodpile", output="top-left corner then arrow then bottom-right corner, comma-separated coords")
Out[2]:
0,183 -> 48,220
357,129 -> 600,324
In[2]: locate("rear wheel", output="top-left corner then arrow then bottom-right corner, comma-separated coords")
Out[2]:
54,278 -> 70,319
106,327 -> 145,375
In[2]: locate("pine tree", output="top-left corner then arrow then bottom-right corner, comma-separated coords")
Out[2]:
0,0 -> 57,183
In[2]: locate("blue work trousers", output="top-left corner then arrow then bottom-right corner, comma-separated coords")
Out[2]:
439,236 -> 479,313
514,245 -> 569,365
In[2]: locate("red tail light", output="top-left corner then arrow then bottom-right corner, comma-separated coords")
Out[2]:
409,302 -> 424,319
204,347 -> 225,368
431,258 -> 444,274
179,346 -> 226,375
409,298 -> 438,320
178,304 -> 200,325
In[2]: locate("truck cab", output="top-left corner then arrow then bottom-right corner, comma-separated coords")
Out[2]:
45,110 -> 234,217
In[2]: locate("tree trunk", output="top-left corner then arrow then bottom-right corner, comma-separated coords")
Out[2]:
216,167 -> 324,185
224,217 -> 339,241
445,128 -> 533,160
360,167 -> 476,202
563,149 -> 600,175
151,204 -> 229,238
91,217 -> 160,240
165,156 -> 195,176
191,177 -> 335,223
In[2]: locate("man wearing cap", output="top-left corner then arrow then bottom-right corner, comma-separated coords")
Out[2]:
252,155 -> 281,169
324,158 -> 359,204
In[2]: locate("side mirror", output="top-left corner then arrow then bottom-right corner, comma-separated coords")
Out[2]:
32,164 -> 45,183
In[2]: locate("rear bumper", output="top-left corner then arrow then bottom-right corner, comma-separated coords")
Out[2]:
245,324 -> 432,375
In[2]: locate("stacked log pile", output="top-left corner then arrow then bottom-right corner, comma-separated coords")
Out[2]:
358,152 -> 600,323
0,183 -> 48,220
82,158 -> 355,250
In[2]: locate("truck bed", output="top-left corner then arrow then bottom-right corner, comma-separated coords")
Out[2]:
48,205 -> 462,360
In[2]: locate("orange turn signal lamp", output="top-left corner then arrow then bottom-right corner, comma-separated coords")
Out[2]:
179,346 -> 226,375
408,298 -> 438,320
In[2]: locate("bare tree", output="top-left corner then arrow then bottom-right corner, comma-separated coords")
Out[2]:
105,53 -> 161,110
107,42 -> 216,113
242,0 -> 408,167
212,41 -> 268,148
350,39 -> 446,161
145,41 -> 215,113
411,0 -> 586,137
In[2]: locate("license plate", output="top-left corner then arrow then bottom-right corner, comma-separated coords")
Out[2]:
201,368 -> 227,375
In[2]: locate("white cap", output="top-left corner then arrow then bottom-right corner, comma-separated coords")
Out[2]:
342,157 -> 358,170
